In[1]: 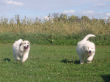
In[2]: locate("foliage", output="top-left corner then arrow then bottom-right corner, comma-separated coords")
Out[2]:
0,14 -> 110,45
0,14 -> 110,35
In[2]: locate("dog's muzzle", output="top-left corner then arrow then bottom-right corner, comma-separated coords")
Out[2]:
88,51 -> 92,55
24,45 -> 29,49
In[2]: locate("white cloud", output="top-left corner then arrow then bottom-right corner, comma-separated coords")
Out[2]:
96,3 -> 106,7
83,10 -> 94,15
63,10 -> 75,14
80,10 -> 96,18
5,0 -> 23,6
106,13 -> 110,17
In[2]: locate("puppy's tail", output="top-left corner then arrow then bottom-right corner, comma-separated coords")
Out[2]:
83,34 -> 96,41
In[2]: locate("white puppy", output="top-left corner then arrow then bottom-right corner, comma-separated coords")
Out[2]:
13,39 -> 30,63
76,34 -> 96,64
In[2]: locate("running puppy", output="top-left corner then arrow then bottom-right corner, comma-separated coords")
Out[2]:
13,39 -> 30,63
76,34 -> 96,64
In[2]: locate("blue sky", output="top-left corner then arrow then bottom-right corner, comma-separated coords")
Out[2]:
0,0 -> 110,19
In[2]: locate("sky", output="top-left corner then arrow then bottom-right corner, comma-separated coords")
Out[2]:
0,0 -> 110,19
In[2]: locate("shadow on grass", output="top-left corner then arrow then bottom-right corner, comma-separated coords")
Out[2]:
61,59 -> 73,64
3,58 -> 11,62
101,75 -> 110,82
61,59 -> 80,64
74,60 -> 80,64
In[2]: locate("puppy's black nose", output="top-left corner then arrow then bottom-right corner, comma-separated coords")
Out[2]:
89,51 -> 91,53
24,45 -> 29,49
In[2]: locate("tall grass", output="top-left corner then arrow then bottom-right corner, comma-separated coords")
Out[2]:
0,14 -> 110,45
0,14 -> 110,35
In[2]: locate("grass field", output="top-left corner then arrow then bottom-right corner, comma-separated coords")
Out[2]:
0,44 -> 110,82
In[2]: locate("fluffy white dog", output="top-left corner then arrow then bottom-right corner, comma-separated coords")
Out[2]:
13,39 -> 30,63
76,34 -> 96,64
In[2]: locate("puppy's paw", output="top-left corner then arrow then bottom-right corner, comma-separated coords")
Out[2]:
87,60 -> 92,63
80,62 -> 84,64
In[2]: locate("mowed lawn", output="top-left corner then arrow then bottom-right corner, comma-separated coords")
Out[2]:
0,44 -> 110,82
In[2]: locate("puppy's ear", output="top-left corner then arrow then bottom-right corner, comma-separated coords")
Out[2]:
28,41 -> 30,45
20,43 -> 22,46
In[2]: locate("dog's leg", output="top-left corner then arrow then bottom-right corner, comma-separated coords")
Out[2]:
16,56 -> 21,61
87,53 -> 95,63
21,53 -> 29,63
79,54 -> 84,64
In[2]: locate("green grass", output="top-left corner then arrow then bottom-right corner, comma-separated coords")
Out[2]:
0,44 -> 110,82
0,33 -> 110,45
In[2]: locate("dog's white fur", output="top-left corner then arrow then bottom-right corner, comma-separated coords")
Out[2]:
76,34 -> 96,64
13,39 -> 30,63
